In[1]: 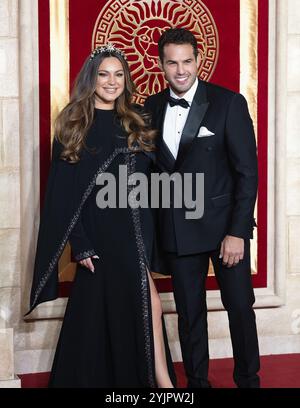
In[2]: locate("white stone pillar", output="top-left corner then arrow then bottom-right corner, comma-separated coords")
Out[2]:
0,0 -> 21,388
287,1 -> 300,272
0,327 -> 20,387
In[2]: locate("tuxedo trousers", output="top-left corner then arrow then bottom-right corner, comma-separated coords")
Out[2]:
163,240 -> 260,388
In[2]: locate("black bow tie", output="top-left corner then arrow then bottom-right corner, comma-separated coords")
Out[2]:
167,96 -> 190,109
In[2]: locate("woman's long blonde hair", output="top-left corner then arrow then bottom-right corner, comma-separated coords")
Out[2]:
54,50 -> 156,163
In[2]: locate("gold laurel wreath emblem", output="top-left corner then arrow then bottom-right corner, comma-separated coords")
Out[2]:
92,0 -> 219,103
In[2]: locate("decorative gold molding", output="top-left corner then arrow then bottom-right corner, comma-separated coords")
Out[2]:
240,0 -> 258,274
50,0 -> 74,281
240,0 -> 258,137
50,0 -> 70,142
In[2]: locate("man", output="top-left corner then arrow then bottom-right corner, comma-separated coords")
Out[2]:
144,28 -> 260,388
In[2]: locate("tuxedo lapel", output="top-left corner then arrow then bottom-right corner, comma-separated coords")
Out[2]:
156,139 -> 176,172
175,81 -> 209,170
155,89 -> 176,172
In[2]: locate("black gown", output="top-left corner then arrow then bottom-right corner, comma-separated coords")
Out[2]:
46,109 -> 176,388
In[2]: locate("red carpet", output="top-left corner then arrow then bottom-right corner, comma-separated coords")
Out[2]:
18,354 -> 300,388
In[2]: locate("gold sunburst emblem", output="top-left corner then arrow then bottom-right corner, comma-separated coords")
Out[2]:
92,0 -> 219,103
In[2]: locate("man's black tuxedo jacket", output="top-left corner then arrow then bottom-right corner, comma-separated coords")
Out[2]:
144,80 -> 258,256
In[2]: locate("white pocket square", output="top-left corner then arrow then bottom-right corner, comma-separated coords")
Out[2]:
197,126 -> 215,137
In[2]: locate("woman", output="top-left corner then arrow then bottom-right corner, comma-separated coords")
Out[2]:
27,44 -> 176,388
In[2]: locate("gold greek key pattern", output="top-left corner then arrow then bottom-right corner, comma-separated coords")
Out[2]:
92,0 -> 219,103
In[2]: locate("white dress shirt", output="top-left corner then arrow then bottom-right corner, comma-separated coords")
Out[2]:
163,78 -> 199,159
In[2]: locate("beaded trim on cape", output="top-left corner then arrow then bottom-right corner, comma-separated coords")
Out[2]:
125,152 -> 156,388
74,249 -> 96,262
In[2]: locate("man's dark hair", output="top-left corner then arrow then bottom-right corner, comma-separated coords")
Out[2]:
158,28 -> 198,62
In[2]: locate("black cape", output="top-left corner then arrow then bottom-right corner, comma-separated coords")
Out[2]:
26,136 -> 140,315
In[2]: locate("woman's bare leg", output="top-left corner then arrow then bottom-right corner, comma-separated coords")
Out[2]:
147,270 -> 174,388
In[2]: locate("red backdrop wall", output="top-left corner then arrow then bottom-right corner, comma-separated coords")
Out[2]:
38,0 -> 268,292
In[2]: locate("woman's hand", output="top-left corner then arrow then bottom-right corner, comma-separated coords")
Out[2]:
79,255 -> 99,273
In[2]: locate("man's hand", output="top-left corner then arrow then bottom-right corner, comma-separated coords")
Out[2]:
219,235 -> 244,268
